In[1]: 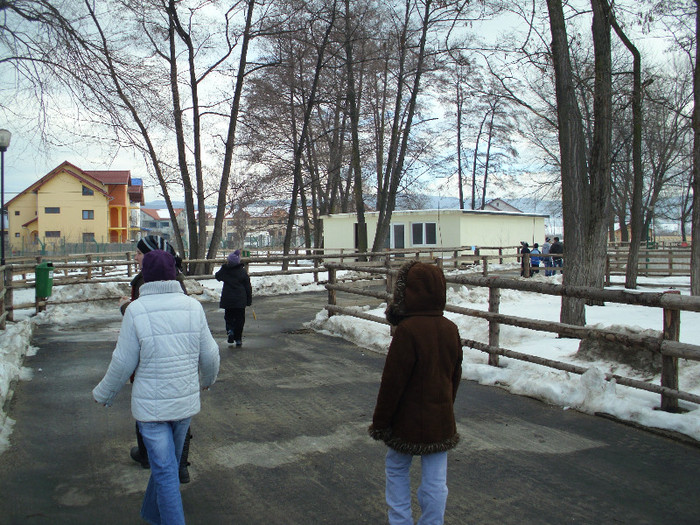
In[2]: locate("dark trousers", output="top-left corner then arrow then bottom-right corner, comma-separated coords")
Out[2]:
225,307 -> 246,341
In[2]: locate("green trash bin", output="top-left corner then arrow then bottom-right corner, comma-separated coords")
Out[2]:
36,261 -> 54,298
242,250 -> 251,258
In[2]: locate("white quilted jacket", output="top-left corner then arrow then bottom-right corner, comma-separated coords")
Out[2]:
93,281 -> 220,422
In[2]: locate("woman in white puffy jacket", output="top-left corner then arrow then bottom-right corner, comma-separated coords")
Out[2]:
93,250 -> 220,525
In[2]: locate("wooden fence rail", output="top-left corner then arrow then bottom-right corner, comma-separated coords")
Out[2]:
0,247 -> 506,323
323,260 -> 700,413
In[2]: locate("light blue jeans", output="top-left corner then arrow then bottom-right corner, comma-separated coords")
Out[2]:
137,418 -> 191,525
385,448 -> 448,525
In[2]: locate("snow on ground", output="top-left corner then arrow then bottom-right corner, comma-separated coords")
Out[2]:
1,263 -> 699,455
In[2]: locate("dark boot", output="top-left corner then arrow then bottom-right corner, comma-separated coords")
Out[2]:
131,423 -> 150,469
179,429 -> 192,484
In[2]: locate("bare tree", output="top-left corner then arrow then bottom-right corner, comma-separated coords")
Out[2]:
546,0 -> 612,325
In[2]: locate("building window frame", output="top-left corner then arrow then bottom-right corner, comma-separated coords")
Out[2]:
45,231 -> 61,238
82,210 -> 95,220
44,207 -> 60,214
411,222 -> 437,246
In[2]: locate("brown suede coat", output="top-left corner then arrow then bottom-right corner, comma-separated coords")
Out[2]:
369,261 -> 463,455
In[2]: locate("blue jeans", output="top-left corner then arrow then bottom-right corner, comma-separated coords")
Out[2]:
385,448 -> 448,525
138,418 -> 191,525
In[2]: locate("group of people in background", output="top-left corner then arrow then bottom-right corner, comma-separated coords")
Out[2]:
521,236 -> 563,277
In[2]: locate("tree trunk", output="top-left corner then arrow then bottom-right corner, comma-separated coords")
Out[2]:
282,0 -> 337,270
605,2 -> 644,290
691,0 -> 700,295
546,0 -> 612,325
344,0 -> 367,258
206,0 -> 255,270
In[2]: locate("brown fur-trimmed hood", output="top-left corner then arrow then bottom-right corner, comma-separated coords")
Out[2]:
385,261 -> 447,326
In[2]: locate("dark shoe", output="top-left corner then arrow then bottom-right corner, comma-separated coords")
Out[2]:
130,446 -> 150,469
179,464 -> 190,484
227,331 -> 235,344
235,340 -> 242,347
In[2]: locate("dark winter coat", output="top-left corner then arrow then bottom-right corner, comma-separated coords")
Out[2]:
369,261 -> 463,456
215,263 -> 252,309
549,240 -> 564,260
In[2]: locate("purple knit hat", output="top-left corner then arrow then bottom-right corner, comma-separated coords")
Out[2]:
228,250 -> 241,265
142,250 -> 177,283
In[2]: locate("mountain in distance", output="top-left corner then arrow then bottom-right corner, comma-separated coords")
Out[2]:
419,195 -> 560,216
145,196 -> 560,216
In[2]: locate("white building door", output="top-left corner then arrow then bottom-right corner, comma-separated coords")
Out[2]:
391,223 -> 405,250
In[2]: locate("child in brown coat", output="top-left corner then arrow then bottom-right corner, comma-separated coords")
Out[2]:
369,261 -> 463,525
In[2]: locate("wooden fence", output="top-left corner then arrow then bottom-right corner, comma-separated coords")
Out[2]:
323,259 -> 700,414
606,247 -> 691,279
0,246 -> 520,327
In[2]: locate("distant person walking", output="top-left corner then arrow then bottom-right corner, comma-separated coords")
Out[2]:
550,237 -> 564,273
369,261 -> 462,525
541,237 -> 553,276
94,250 -> 220,525
216,250 -> 253,347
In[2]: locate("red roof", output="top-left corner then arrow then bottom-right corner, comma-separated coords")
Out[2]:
86,170 -> 131,185
142,208 -> 184,220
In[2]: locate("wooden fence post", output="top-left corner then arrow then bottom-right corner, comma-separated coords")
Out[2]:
453,250 -> 459,268
482,256 -> 488,277
524,253 -> 531,277
86,255 -> 93,280
327,267 -> 336,318
661,290 -> 681,412
126,252 -> 133,277
605,255 -> 611,286
385,255 -> 394,295
488,285 -> 500,367
435,257 -> 443,270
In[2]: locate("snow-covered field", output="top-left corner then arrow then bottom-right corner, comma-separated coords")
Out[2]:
1,263 -> 699,455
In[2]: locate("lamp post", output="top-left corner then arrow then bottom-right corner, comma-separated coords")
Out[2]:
0,129 -> 11,267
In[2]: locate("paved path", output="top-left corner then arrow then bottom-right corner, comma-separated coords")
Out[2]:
1,291 -> 700,524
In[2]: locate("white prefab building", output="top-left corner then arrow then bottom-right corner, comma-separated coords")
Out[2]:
321,209 -> 547,252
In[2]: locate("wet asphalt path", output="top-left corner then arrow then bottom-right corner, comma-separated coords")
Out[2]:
1,290 -> 699,524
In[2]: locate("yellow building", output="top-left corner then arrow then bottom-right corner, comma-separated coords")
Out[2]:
6,161 -> 144,252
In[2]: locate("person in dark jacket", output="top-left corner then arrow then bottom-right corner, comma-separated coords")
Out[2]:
120,235 -> 193,484
369,261 -> 462,525
550,236 -> 564,273
520,241 -> 531,277
215,250 -> 252,347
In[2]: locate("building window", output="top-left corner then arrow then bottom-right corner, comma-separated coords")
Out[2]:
45,207 -> 60,214
15,233 -> 20,237
82,210 -> 95,220
82,186 -> 94,196
411,222 -> 437,246
83,232 -> 95,242
45,231 -> 61,238
14,211 -> 19,216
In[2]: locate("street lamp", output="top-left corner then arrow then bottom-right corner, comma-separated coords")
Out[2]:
0,129 -> 11,267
